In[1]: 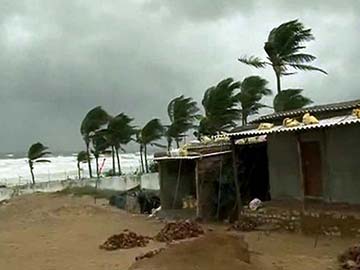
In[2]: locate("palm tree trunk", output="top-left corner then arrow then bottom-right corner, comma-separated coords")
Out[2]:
242,111 -> 247,126
115,147 -> 122,175
144,144 -> 149,173
29,161 -> 35,185
275,71 -> 281,94
111,145 -> 116,175
95,157 -> 100,180
77,162 -> 81,180
139,145 -> 145,173
176,140 -> 180,148
86,142 -> 93,178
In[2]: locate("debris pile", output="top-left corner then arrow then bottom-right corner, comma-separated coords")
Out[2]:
135,248 -> 165,261
155,220 -> 204,242
338,244 -> 360,269
227,217 -> 258,232
100,230 -> 151,250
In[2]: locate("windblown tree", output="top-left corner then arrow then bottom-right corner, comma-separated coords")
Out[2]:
166,95 -> 200,150
238,19 -> 326,111
199,78 -> 241,136
137,119 -> 164,173
80,106 -> 109,178
91,133 -> 110,182
273,89 -> 313,112
106,113 -> 136,175
27,142 -> 51,185
237,76 -> 272,125
76,151 -> 89,180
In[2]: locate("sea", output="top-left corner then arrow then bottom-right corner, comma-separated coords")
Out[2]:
0,152 -> 148,187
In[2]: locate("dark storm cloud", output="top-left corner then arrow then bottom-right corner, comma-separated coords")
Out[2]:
0,0 -> 359,152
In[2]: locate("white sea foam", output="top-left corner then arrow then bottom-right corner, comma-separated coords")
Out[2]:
0,153 -> 152,186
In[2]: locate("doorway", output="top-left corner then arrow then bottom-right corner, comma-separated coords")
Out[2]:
300,141 -> 323,197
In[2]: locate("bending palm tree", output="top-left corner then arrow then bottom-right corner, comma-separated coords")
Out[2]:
199,78 -> 241,136
106,113 -> 136,175
166,95 -> 199,150
238,19 -> 327,94
27,142 -> 51,185
137,119 -> 164,173
91,133 -> 109,182
237,76 -> 272,125
80,106 -> 109,178
77,151 -> 89,180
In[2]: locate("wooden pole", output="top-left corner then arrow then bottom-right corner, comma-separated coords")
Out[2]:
231,138 -> 242,220
195,160 -> 200,218
172,159 -> 182,209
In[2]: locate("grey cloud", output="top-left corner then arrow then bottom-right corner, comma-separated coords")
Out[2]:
0,0 -> 359,153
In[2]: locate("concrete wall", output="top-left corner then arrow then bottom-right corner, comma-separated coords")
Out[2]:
267,125 -> 360,205
326,125 -> 360,204
267,133 -> 302,199
158,160 -> 196,209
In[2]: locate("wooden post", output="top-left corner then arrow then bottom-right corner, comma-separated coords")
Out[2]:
231,138 -> 242,220
296,133 -> 305,211
195,160 -> 200,218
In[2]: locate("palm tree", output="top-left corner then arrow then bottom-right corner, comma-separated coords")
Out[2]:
273,89 -> 313,112
80,106 -> 109,178
91,133 -> 109,182
166,95 -> 200,150
77,151 -> 89,180
137,119 -> 164,173
106,113 -> 136,175
199,78 -> 241,136
27,142 -> 51,185
237,76 -> 272,125
238,19 -> 327,94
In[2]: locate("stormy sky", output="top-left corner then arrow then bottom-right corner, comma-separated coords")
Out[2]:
0,0 -> 359,153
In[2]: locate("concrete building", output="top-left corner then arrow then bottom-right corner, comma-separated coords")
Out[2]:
228,99 -> 360,205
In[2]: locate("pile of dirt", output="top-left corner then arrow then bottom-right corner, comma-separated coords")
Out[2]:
227,217 -> 259,232
338,244 -> 360,269
135,248 -> 165,261
100,230 -> 152,250
130,233 -> 253,270
155,219 -> 204,242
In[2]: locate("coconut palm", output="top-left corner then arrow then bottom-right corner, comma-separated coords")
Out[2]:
137,119 -> 164,173
273,89 -> 313,112
91,133 -> 110,182
76,151 -> 89,180
238,19 -> 327,94
199,78 -> 241,136
166,95 -> 200,150
80,106 -> 109,178
237,76 -> 272,125
27,142 -> 51,185
106,113 -> 136,175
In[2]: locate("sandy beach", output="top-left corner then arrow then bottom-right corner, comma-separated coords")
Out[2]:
0,193 -> 356,270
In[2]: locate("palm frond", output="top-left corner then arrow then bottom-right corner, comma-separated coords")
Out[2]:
283,53 -> 316,63
77,151 -> 89,163
273,89 -> 313,112
34,159 -> 51,163
238,56 -> 267,68
289,64 -> 328,74
140,119 -> 164,145
28,142 -> 51,161
80,106 -> 109,138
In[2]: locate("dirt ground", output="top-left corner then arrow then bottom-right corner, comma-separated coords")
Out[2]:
0,193 -> 357,270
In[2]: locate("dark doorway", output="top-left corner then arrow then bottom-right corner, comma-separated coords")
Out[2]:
300,141 -> 323,197
238,142 -> 270,203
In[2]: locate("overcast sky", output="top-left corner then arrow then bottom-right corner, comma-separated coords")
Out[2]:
0,0 -> 359,153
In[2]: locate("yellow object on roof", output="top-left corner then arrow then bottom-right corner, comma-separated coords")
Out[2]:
302,112 -> 319,125
352,108 -> 360,118
282,117 -> 300,127
257,123 -> 274,130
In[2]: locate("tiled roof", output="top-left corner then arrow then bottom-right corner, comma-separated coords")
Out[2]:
251,99 -> 360,123
228,114 -> 360,138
